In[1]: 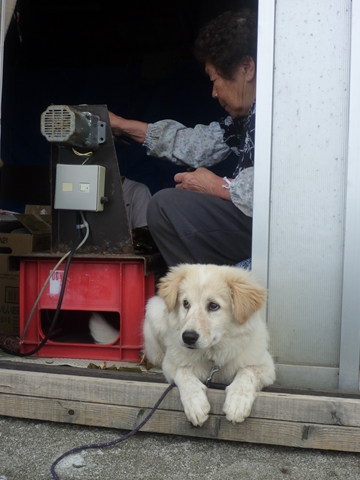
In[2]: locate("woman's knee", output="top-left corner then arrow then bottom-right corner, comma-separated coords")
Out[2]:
147,189 -> 174,228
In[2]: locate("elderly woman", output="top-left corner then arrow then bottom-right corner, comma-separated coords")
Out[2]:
109,9 -> 257,267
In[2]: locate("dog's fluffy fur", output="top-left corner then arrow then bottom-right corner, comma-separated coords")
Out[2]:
144,264 -> 275,426
89,263 -> 275,427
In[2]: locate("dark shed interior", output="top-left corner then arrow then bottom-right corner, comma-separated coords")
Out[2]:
0,0 -> 257,212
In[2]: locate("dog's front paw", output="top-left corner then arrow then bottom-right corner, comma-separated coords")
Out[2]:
181,385 -> 211,427
223,387 -> 256,424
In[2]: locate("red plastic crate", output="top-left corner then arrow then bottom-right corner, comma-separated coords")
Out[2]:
19,257 -> 155,361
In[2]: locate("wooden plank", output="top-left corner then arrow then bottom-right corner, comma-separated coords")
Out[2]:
1,392 -> 360,453
3,360 -> 360,399
0,359 -> 168,384
4,355 -> 360,399
1,369 -> 360,427
217,417 -> 360,453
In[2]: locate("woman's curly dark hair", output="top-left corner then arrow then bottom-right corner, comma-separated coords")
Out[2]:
193,9 -> 258,80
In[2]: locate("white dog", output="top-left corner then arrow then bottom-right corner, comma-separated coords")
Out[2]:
143,264 -> 275,427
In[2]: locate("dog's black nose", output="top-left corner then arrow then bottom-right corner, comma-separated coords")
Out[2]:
182,330 -> 199,346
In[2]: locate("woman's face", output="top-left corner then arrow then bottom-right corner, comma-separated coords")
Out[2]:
205,60 -> 256,118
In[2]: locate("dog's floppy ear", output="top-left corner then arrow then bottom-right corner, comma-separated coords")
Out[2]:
157,265 -> 186,312
227,270 -> 267,324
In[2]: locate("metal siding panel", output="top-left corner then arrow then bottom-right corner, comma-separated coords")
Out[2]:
267,1 -> 351,367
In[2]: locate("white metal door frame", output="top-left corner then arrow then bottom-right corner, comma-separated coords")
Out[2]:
338,0 -> 360,390
0,0 -> 8,149
252,0 -> 275,291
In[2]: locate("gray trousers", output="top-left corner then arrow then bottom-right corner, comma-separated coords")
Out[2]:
147,189 -> 252,267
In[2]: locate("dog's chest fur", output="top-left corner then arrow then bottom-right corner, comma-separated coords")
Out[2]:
162,311 -> 266,384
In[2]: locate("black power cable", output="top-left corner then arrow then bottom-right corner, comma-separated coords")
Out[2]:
50,382 -> 176,480
0,212 -> 86,357
49,376 -> 227,479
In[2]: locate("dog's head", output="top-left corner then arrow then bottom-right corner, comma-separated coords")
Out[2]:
157,264 -> 266,350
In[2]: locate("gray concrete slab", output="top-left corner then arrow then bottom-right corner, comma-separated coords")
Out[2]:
1,415 -> 360,480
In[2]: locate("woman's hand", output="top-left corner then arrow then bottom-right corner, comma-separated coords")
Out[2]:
174,167 -> 231,200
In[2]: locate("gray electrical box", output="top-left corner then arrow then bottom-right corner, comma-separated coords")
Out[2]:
54,164 -> 106,212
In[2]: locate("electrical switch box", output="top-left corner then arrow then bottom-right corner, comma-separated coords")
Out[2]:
54,164 -> 106,211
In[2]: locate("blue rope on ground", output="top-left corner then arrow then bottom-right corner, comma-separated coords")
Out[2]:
50,382 -> 176,479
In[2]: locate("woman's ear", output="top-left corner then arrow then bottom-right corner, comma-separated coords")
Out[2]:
242,56 -> 256,82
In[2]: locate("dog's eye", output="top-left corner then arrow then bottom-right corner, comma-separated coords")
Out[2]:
208,302 -> 220,311
183,300 -> 190,309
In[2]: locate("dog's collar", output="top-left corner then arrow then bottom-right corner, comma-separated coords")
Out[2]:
205,363 -> 221,387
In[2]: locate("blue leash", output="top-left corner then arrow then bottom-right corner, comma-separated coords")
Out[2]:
50,382 -> 176,480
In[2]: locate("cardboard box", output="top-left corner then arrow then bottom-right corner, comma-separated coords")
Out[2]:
0,208 -> 51,335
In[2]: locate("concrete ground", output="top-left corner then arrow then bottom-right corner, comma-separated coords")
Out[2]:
1,415 -> 360,480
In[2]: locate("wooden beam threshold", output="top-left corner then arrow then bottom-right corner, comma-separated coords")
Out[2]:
1,362 -> 360,453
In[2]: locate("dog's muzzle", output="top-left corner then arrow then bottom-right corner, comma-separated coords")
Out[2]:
182,330 -> 199,348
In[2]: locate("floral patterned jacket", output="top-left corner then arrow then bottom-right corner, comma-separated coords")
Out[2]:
143,101 -> 256,217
